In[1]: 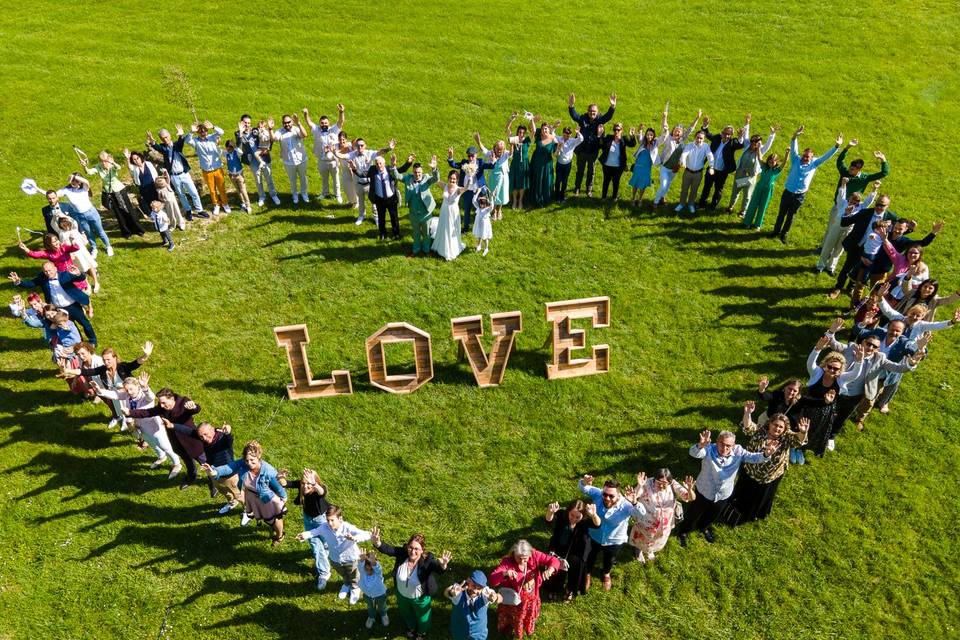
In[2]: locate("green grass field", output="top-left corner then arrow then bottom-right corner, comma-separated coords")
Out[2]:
1,1 -> 959,638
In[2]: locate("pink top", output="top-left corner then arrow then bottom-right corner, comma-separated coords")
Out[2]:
488,548 -> 560,594
26,244 -> 80,272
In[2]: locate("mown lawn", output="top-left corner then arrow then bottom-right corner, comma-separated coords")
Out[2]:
1,1 -> 958,639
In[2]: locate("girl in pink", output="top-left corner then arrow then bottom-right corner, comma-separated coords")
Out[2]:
627,470 -> 695,562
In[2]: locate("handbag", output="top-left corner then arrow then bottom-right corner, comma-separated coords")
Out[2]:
674,501 -> 684,523
734,175 -> 752,188
498,587 -> 522,605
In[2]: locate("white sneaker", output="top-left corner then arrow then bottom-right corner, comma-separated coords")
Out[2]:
223,205 -> 231,213
213,205 -> 221,215
106,246 -> 114,257
365,618 -> 375,629
316,576 -> 328,591
119,419 -> 131,432
827,439 -> 836,452
240,512 -> 252,527
674,204 -> 684,212
301,194 -> 310,203
292,195 -> 299,204
178,223 -> 186,231
475,243 -> 481,252
354,216 -> 364,225
218,502 -> 237,515
93,282 -> 101,294
91,247 -> 99,258
380,614 -> 389,627
482,247 -> 489,256
336,195 -> 343,204
107,418 -> 119,430
258,197 -> 266,207
338,585 -> 350,600
372,214 -> 379,225
646,552 -> 656,562
271,194 -> 281,205
167,463 -> 182,479
687,205 -> 696,214
150,455 -> 168,469
348,588 -> 361,605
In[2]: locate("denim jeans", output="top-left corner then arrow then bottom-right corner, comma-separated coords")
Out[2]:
171,172 -> 203,213
365,594 -> 387,619
303,513 -> 331,579
74,208 -> 111,251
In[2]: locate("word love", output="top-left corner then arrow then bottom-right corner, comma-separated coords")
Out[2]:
274,296 -> 610,398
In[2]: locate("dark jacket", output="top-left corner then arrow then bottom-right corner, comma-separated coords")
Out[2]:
286,479 -> 331,518
175,424 -> 235,467
80,359 -> 141,387
149,136 -> 192,174
16,270 -> 90,306
129,395 -> 203,459
548,513 -> 596,563
702,127 -> 746,174
42,202 -> 79,235
373,539 -> 447,592
568,105 -> 615,152
598,134 -> 637,169
366,160 -> 412,202
840,206 -> 899,252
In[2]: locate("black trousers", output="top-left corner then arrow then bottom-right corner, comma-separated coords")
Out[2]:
584,542 -> 623,575
573,148 -> 600,193
65,302 -> 96,344
833,246 -> 862,290
832,392 -> 864,436
698,170 -> 731,207
771,189 -> 805,238
553,162 -> 572,200
675,493 -> 728,534
601,165 -> 625,199
168,430 -> 197,481
372,195 -> 400,239
102,191 -> 145,237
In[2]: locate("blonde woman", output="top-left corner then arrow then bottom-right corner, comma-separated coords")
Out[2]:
476,133 -> 511,220
282,468 -> 333,589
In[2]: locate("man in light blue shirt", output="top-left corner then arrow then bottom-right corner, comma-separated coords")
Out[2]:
674,430 -> 772,546
579,475 -> 645,591
770,126 -> 842,244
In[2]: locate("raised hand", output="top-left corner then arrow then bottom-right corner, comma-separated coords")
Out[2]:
852,343 -> 865,361
406,153 -> 415,164
184,399 -> 197,410
584,502 -> 597,516
628,127 -> 636,137
829,317 -> 845,334
369,525 -> 381,546
702,115 -> 711,127
745,113 -> 752,123
568,92 -> 575,107
142,340 -> 154,358
581,474 -> 594,486
874,150 -> 885,162
267,118 -> 275,129
770,124 -> 781,133
609,92 -> 617,106
439,550 -> 452,568
698,430 -> 711,447
547,501 -> 560,515
337,103 -> 345,113
683,475 -> 696,495
175,124 -> 185,136
797,417 -> 811,433
138,371 -> 150,387
389,153 -> 397,166
848,138 -> 858,147
203,120 -> 214,130
840,176 -> 849,185
388,138 -> 397,149
794,125 -> 805,137
447,146 -> 454,157
636,471 -> 647,487
744,399 -> 756,413
428,155 -> 438,169
758,375 -> 770,393
189,122 -> 198,134
932,220 -> 945,234
291,114 -> 300,126
835,133 -> 844,146
8,272 -> 20,284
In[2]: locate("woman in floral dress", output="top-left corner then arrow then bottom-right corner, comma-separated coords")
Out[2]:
628,469 -> 695,562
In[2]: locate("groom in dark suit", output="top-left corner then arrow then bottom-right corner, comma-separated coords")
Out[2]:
10,261 -> 97,344
367,154 -> 412,240
447,145 -> 493,232
697,113 -> 750,209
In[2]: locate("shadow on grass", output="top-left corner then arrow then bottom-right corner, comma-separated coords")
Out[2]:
0,408 -> 120,451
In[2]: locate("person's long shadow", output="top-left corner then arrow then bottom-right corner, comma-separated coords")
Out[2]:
0,367 -> 53,383
0,335 -> 46,353
179,575 -> 317,608
203,378 -> 287,397
275,241 -> 398,264
200,602 -> 366,639
9,449 -> 164,501
0,409 -> 121,451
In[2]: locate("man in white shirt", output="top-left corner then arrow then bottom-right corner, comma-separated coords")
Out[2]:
303,104 -> 345,203
675,131 -> 715,214
271,114 -> 309,206
653,103 -> 702,206
553,126 -> 583,202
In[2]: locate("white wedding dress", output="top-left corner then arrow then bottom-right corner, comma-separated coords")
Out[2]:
432,187 -> 466,261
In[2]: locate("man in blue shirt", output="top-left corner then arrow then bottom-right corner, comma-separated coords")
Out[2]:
579,474 -> 645,591
674,429 -> 772,546
770,126 -> 842,243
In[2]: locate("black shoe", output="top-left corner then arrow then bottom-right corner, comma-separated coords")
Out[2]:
677,532 -> 688,548
779,235 -> 788,244
196,211 -> 210,219
178,481 -> 193,491
767,231 -> 779,238
185,213 -> 194,221
810,247 -> 822,255
703,527 -> 716,543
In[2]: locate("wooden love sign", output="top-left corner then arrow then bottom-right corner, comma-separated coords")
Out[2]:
274,296 -> 610,399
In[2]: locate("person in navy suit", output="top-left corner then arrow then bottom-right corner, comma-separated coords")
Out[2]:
367,154 -> 413,241
41,191 -> 79,236
447,144 -> 494,232
9,262 -> 96,344
697,113 -> 750,209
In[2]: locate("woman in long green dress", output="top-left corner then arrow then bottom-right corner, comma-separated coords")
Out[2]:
526,118 -> 559,208
742,149 -> 789,230
507,112 -> 531,210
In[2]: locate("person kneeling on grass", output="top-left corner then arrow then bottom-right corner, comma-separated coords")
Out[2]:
371,526 -> 451,640
204,440 -> 287,545
446,570 -> 502,640
357,550 -> 390,630
297,506 -> 371,605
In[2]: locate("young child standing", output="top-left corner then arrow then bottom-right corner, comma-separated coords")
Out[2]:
357,550 -> 389,629
155,175 -> 186,230
224,139 -> 252,212
472,192 -> 493,256
148,200 -> 175,251
445,570 -> 502,640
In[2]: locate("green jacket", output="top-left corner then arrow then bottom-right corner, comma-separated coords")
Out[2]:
835,147 -> 889,196
396,168 -> 439,219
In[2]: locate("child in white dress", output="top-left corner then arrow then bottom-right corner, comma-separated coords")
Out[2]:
472,191 -> 493,256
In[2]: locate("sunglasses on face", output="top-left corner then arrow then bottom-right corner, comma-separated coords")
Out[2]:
602,492 -> 617,499
283,121 -> 292,126
826,364 -> 842,372
864,342 -> 880,349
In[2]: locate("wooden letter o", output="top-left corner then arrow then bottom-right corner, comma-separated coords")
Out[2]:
365,322 -> 433,394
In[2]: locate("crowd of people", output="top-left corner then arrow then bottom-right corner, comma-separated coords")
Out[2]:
7,92 -> 960,639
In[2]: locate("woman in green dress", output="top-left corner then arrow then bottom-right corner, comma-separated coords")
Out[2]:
476,133 -> 512,220
507,112 -> 531,210
742,149 -> 789,230
526,117 -> 560,208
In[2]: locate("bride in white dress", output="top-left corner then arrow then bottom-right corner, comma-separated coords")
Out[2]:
432,171 -> 467,261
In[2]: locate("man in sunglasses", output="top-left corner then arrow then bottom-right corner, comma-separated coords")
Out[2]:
828,193 -> 899,300
303,104 -> 345,203
578,474 -> 645,591
568,92 -> 617,197
271,114 -> 309,206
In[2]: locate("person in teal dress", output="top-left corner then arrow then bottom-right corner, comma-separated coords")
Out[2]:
628,127 -> 658,207
526,118 -> 560,208
742,150 -> 789,229
476,133 -> 511,220
507,112 -> 531,210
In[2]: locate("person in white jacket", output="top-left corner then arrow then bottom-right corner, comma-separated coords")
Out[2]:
297,505 -> 371,605
816,177 -> 880,276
